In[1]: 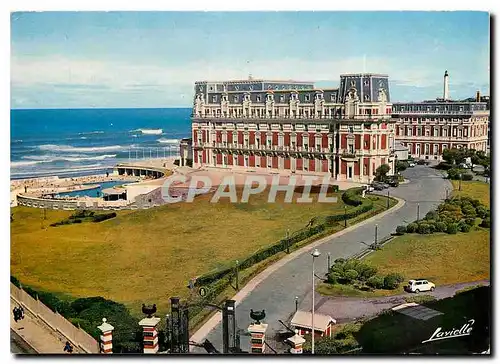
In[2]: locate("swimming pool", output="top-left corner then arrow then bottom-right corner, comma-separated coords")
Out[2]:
56,180 -> 135,198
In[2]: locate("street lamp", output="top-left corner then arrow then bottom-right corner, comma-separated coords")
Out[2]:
417,203 -> 420,221
295,296 -> 299,312
311,248 -> 321,355
374,224 -> 378,246
327,252 -> 331,272
386,189 -> 390,209
459,173 -> 462,191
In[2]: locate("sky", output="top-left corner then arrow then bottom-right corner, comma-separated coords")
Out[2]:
10,11 -> 490,108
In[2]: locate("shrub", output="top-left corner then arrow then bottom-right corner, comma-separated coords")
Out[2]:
446,223 -> 458,234
476,206 -> 489,219
462,173 -> 474,181
341,188 -> 364,206
425,211 -> 439,221
396,225 -> 406,235
332,185 -> 340,193
435,162 -> 453,170
92,212 -> 117,223
342,269 -> 359,284
359,266 -> 378,281
465,218 -> 476,226
447,168 -> 467,180
403,295 -> 437,304
10,275 -> 21,288
435,221 -> 448,232
366,275 -> 385,289
383,273 -> 404,290
461,204 -> 477,218
480,217 -> 490,228
417,223 -> 431,234
459,222 -> 471,233
406,223 -> 418,233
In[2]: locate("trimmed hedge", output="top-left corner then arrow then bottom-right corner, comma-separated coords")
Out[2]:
195,188 -> 373,287
395,225 -> 406,235
366,275 -> 385,289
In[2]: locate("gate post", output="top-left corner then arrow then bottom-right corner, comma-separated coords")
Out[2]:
287,329 -> 305,354
139,316 -> 161,354
97,318 -> 114,354
248,322 -> 268,354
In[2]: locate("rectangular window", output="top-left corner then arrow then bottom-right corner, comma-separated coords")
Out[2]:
233,95 -> 238,102
256,95 -> 261,102
280,95 -> 285,102
212,96 -> 217,102
305,94 -> 310,102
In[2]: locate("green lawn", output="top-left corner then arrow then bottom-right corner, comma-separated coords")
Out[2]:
451,180 -> 490,207
364,230 -> 490,286
11,187 -> 392,317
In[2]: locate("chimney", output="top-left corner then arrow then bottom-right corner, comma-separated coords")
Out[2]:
443,70 -> 450,100
476,90 -> 481,102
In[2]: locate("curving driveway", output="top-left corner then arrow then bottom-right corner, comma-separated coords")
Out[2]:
191,166 -> 452,353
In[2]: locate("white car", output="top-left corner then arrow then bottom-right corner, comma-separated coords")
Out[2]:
406,279 -> 435,293
408,162 -> 416,167
364,185 -> 374,192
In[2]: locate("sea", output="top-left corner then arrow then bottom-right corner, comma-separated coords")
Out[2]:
10,108 -> 192,180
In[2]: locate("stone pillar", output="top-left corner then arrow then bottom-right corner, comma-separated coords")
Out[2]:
248,322 -> 268,354
97,318 -> 114,354
287,329 -> 306,354
139,317 -> 161,354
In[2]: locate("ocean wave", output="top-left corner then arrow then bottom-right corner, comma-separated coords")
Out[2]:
80,136 -> 87,139
157,138 -> 180,144
11,164 -> 108,177
131,134 -> 139,138
12,139 -> 23,143
19,154 -> 117,164
132,128 -> 163,135
79,131 -> 104,135
11,160 -> 41,167
37,144 -> 125,153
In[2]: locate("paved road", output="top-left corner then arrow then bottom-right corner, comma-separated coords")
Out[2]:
315,280 -> 490,324
193,166 -> 451,353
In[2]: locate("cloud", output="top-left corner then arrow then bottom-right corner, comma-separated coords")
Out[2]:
10,54 -> 489,108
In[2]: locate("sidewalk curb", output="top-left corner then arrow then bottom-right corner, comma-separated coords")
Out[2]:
189,196 -> 406,344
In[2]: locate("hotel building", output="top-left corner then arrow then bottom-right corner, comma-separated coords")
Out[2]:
190,74 -> 397,183
392,71 -> 489,161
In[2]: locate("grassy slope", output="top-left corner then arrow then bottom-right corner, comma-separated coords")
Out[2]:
12,188 -> 358,316
451,180 -> 490,207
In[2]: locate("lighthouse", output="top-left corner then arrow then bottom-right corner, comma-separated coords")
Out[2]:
443,70 -> 450,100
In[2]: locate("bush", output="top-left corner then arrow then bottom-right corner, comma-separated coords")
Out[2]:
425,211 -> 439,221
417,223 -> 432,234
406,223 -> 418,233
332,185 -> 340,193
92,212 -> 117,223
462,173 -> 474,181
459,222 -> 471,233
476,206 -> 489,219
395,225 -> 407,235
366,275 -> 385,289
446,223 -> 458,234
342,269 -> 359,284
383,273 -> 404,290
10,275 -> 21,288
447,168 -> 468,180
435,221 -> 448,232
359,266 -> 378,281
480,217 -> 490,228
465,218 -> 476,226
341,188 -> 364,206
435,162 -> 453,170
461,204 -> 477,218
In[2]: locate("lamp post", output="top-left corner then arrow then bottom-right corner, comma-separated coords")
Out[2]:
374,224 -> 378,246
344,205 -> 347,227
459,173 -> 462,191
311,249 -> 321,355
286,229 -> 290,254
327,252 -> 331,272
295,296 -> 299,312
417,203 -> 420,222
386,189 -> 390,209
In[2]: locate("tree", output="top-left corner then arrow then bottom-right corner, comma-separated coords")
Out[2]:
375,164 -> 391,182
396,161 -> 408,173
442,148 -> 467,165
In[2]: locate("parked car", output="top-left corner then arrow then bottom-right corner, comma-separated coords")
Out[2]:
408,162 -> 416,167
363,185 -> 374,193
387,179 -> 399,187
371,182 -> 386,191
406,279 -> 435,293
